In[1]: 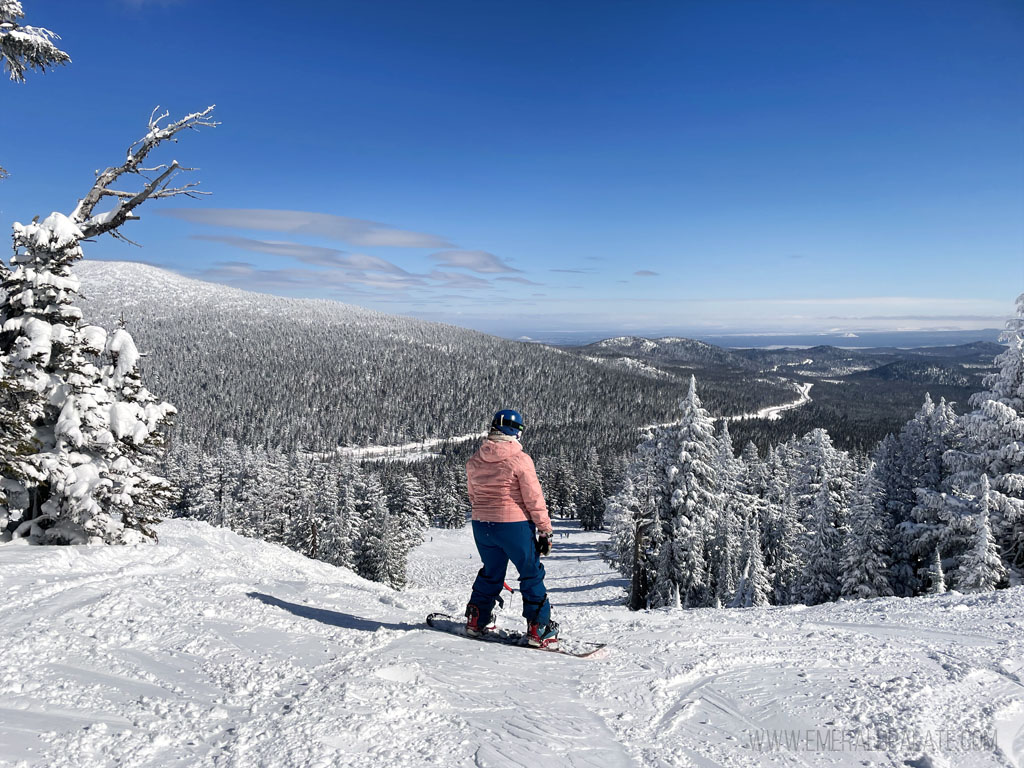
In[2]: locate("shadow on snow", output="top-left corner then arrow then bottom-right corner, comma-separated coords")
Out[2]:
248,592 -> 419,633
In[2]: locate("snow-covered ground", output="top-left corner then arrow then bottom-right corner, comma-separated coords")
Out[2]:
357,384 -> 815,464
727,382 -> 813,422
1,520 -> 1022,767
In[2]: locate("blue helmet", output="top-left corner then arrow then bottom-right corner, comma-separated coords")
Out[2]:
491,409 -> 525,437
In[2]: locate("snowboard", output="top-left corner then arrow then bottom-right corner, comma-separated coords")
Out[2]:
425,613 -> 607,659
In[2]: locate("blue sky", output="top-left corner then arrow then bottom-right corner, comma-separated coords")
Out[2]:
2,0 -> 1021,338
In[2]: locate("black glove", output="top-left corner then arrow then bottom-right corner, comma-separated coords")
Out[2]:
536,531 -> 553,557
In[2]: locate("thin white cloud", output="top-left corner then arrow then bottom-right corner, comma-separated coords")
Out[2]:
634,270 -> 658,277
429,250 -> 521,274
193,234 -> 417,275
496,276 -> 544,286
428,270 -> 493,289
192,235 -> 347,266
161,208 -> 454,248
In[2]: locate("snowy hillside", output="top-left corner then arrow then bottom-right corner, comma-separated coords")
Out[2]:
2,520 -> 1021,767
586,336 -> 755,370
72,261 -> 791,452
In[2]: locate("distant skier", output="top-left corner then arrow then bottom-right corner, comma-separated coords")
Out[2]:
464,409 -> 558,648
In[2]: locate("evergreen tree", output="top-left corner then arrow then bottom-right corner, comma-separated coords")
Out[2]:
0,216 -> 175,543
322,464 -> 361,569
0,108 -> 213,544
885,395 -> 963,594
434,469 -> 468,530
651,376 -> 719,608
0,0 -> 70,179
390,472 -> 428,547
798,482 -> 844,604
730,518 -> 770,608
354,472 -> 407,588
841,465 -> 894,599
944,294 -> 1024,570
608,435 -> 663,609
926,547 -> 946,594
578,446 -> 606,530
956,476 -> 1007,592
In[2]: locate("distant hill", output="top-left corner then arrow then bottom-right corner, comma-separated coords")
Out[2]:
579,335 -> 755,370
848,360 -> 976,388
75,262 -> 789,452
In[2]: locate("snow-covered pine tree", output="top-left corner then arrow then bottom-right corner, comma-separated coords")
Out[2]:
758,446 -> 800,604
0,107 -> 215,544
790,429 -> 854,529
321,461 -> 361,569
788,429 -> 853,604
926,547 -> 946,594
840,464 -> 894,599
578,446 -> 606,530
0,1 -> 69,82
709,420 -> 741,607
607,431 -> 665,609
730,517 -> 770,608
651,376 -> 719,609
944,294 -> 1024,571
798,482 -> 845,604
956,476 -> 1008,591
547,450 -> 579,519
882,394 -> 963,594
0,1 -> 70,179
355,472 -> 407,588
434,486 -> 468,529
390,472 -> 428,549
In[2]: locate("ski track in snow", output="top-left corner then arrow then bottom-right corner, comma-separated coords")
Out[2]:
341,382 -> 814,464
1,520 -> 1022,768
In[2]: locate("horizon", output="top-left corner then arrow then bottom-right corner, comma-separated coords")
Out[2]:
2,1 -> 1022,336
80,258 -> 1007,349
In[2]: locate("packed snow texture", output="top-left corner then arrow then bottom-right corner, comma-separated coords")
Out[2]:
1,520 -> 1021,767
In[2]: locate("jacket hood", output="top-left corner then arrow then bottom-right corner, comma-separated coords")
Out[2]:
477,439 -> 523,463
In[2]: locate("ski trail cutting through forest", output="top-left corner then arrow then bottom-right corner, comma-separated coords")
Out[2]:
1,520 -> 1021,767
338,381 -> 813,463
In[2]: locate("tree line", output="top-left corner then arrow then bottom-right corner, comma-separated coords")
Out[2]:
607,302 -> 1023,610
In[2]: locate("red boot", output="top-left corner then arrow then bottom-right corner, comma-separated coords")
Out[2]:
527,620 -> 560,649
465,604 -> 496,637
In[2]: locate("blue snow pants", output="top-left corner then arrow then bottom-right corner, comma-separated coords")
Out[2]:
469,520 -> 551,627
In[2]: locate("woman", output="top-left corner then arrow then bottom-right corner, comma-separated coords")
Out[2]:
464,409 -> 558,648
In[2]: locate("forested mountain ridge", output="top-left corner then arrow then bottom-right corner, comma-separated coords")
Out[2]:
848,360 -> 975,387
579,335 -> 756,369
75,261 -> 793,452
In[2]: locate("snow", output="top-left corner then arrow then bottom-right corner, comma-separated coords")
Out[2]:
335,385 -> 815,465
335,431 -> 487,462
104,329 -> 140,381
583,355 -> 671,379
1,519 -> 1021,767
80,325 -> 107,354
727,381 -> 813,422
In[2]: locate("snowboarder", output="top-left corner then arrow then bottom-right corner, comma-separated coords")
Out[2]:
464,409 -> 558,648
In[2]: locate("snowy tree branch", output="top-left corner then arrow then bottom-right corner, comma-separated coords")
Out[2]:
0,1 -> 70,83
73,106 -> 218,239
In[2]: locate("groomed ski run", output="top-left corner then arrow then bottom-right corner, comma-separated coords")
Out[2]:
1,519 -> 1021,767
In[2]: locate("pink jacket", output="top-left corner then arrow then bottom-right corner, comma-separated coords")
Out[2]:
466,439 -> 552,533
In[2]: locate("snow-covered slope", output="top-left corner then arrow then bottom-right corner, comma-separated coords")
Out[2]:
76,260 -> 387,322
585,336 -> 755,370
72,261 -> 731,451
2,521 -> 1022,767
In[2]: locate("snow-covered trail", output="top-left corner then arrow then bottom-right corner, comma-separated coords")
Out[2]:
1,520 -> 1022,767
339,382 -> 813,463
726,382 -> 813,422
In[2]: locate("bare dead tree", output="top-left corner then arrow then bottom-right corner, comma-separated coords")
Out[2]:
71,106 -> 219,242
